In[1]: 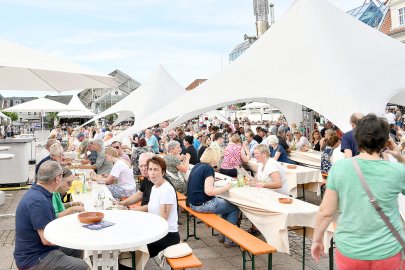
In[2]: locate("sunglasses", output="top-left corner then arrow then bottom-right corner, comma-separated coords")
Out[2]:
113,146 -> 120,149
294,132 -> 299,134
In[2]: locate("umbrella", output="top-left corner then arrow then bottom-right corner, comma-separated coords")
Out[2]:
0,39 -> 117,91
3,97 -> 79,131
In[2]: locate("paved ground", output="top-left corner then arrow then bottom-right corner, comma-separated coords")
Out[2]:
0,147 -> 335,270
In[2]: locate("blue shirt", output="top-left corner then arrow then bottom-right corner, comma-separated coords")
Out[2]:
341,129 -> 358,156
14,183 -> 59,269
147,135 -> 159,154
187,163 -> 215,205
269,145 -> 294,164
193,139 -> 201,151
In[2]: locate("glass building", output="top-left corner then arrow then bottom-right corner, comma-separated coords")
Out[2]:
347,0 -> 388,28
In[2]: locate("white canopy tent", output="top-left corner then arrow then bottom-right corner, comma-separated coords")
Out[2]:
58,95 -> 96,118
388,91 -> 405,107
0,39 -> 117,91
241,102 -> 273,109
3,97 -> 79,132
0,111 -> 11,120
81,65 -> 186,127
107,0 -> 405,144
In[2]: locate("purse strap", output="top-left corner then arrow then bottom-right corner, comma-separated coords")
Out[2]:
352,158 -> 405,250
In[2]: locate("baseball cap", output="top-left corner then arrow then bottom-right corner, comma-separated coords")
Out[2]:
76,133 -> 85,139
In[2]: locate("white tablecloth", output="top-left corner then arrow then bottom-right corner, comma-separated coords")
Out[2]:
64,151 -> 78,160
219,186 -> 334,254
44,210 -> 169,270
289,150 -> 321,168
244,159 -> 322,197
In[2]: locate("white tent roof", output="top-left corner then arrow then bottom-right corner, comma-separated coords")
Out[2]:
241,102 -> 272,109
81,65 -> 186,127
58,95 -> 96,118
2,97 -> 77,113
389,91 -> 405,107
0,111 -> 10,120
106,0 -> 405,144
0,39 -> 117,91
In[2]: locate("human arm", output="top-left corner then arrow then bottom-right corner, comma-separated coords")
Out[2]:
98,174 -> 116,185
262,171 -> 282,189
57,205 -> 85,218
272,149 -> 281,161
311,188 -> 338,262
120,191 -> 143,206
343,149 -> 353,158
37,229 -> 55,246
240,145 -> 250,163
385,139 -> 405,164
159,204 -> 174,220
204,176 -> 232,196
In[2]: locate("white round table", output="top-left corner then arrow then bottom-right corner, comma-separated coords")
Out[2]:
44,210 -> 168,251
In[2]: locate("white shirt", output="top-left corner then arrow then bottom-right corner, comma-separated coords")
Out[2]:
257,159 -> 290,196
110,159 -> 136,191
148,181 -> 178,232
296,136 -> 309,150
384,112 -> 396,124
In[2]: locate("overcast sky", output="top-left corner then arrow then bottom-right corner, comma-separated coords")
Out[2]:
0,0 -> 365,97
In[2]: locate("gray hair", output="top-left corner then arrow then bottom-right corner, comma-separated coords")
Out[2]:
46,139 -> 60,149
267,135 -> 279,145
49,143 -> 64,158
92,139 -> 104,148
167,140 -> 180,151
37,160 -> 62,184
139,152 -> 155,161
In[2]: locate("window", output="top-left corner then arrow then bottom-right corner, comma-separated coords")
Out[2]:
399,7 -> 405,26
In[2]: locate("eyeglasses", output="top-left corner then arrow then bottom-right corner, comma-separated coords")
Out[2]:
113,146 -> 120,149
294,132 -> 299,134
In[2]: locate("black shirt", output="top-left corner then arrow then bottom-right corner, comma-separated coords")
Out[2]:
197,146 -> 207,160
139,177 -> 154,206
187,163 -> 215,205
186,145 -> 199,165
277,136 -> 290,152
253,134 -> 263,144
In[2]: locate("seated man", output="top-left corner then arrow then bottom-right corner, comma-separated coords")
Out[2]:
88,139 -> 113,175
14,160 -> 88,270
120,152 -> 155,211
35,143 -> 69,178
52,167 -> 84,218
111,141 -> 131,164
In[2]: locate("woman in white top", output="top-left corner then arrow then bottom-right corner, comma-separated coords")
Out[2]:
99,147 -> 136,199
293,129 -> 309,151
252,144 -> 290,196
145,156 -> 180,257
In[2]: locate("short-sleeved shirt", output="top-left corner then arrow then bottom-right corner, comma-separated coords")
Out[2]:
257,159 -> 289,196
296,136 -> 309,150
221,143 -> 242,170
35,156 -> 51,177
248,140 -> 259,156
14,183 -> 59,269
139,177 -> 154,206
52,192 -> 65,217
146,135 -> 159,153
110,159 -> 136,192
148,181 -> 178,232
186,145 -> 199,165
340,129 -> 358,156
187,163 -> 215,205
269,145 -> 292,164
277,136 -> 290,152
164,154 -> 181,174
327,159 -> 405,260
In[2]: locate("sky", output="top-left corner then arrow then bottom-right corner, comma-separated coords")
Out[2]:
0,0 -> 365,97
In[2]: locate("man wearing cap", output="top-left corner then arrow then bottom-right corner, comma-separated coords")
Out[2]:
14,161 -> 88,270
74,133 -> 85,150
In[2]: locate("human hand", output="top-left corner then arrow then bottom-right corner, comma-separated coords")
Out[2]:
311,242 -> 325,262
385,139 -> 405,164
185,153 -> 191,160
72,205 -> 85,213
101,173 -> 108,178
248,179 -> 257,187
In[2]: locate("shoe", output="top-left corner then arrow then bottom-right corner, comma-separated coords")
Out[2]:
218,235 -> 225,243
246,228 -> 260,236
224,241 -> 238,248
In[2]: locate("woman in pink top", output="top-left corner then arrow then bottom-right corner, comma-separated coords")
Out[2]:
219,134 -> 250,177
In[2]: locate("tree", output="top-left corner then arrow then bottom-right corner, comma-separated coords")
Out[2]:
46,112 -> 59,128
2,112 -> 18,121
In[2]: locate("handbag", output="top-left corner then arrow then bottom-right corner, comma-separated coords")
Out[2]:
352,158 -> 405,266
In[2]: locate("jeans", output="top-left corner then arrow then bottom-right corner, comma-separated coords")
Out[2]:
190,197 -> 240,226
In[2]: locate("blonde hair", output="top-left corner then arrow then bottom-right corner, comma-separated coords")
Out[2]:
49,143 -> 64,158
105,147 -> 118,158
230,134 -> 241,144
254,144 -> 270,157
325,129 -> 335,136
200,147 -> 222,164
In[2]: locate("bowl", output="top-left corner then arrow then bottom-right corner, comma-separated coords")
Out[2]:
278,198 -> 293,204
77,212 -> 104,224
287,165 -> 297,169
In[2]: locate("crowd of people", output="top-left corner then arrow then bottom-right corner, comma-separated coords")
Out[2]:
12,108 -> 405,270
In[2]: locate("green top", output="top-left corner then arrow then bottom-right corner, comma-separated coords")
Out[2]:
327,158 -> 405,260
52,192 -> 65,218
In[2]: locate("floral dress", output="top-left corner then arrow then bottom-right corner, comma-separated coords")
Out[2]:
321,146 -> 334,174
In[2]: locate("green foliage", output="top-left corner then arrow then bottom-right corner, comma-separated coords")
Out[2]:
46,112 -> 59,128
2,111 -> 18,121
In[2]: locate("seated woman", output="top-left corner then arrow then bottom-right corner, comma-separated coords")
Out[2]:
164,140 -> 189,194
219,134 -> 250,177
247,144 -> 290,235
311,130 -> 321,151
267,135 -> 295,164
145,156 -> 180,257
293,129 -> 309,151
197,135 -> 211,160
98,147 -> 136,199
187,147 -> 240,248
52,167 -> 84,217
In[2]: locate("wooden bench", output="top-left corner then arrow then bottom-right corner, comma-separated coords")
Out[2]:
166,253 -> 202,270
176,192 -> 187,201
178,200 -> 276,270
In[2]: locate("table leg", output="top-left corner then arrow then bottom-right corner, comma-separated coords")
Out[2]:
131,251 -> 136,270
302,227 -> 306,270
